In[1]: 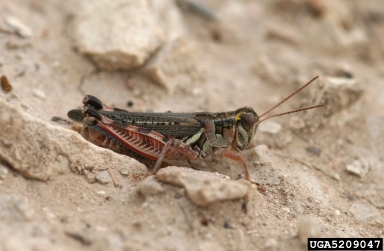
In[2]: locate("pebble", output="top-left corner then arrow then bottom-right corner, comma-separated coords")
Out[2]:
0,165 -> 8,179
258,120 -> 282,134
297,216 -> 320,245
246,229 -> 258,235
281,207 -> 290,213
119,167 -> 129,176
333,64 -> 353,78
95,171 -> 112,185
5,16 -> 33,38
52,61 -> 61,68
254,144 -> 270,156
252,144 -> 271,164
266,24 -> 300,45
156,166 -> 250,206
32,89 -> 46,99
346,158 -> 376,178
305,146 -> 322,156
86,173 -> 96,184
138,176 -> 164,198
179,0 -> 218,20
275,133 -> 293,149
347,194 -> 355,201
303,77 -> 364,128
264,238 -> 278,248
72,0 -> 165,71
289,116 -> 306,130
349,202 -> 384,226
65,230 -> 93,246
142,38 -> 198,94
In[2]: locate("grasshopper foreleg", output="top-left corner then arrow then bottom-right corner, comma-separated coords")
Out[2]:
215,148 -> 266,193
202,120 -> 231,147
214,148 -> 250,180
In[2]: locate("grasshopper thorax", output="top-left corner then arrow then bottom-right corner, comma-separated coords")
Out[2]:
234,106 -> 259,150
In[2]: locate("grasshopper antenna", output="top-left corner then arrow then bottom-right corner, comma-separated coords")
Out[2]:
256,76 -> 323,125
259,76 -> 319,119
255,104 -> 323,125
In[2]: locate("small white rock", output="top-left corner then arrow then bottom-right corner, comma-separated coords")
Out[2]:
333,173 -> 340,181
156,167 -> 250,206
97,190 -> 106,195
139,176 -> 164,198
252,144 -> 271,164
264,238 -> 278,248
281,207 -> 290,213
346,158 -> 376,178
0,166 -> 9,179
119,167 -> 129,176
52,61 -> 61,68
192,88 -> 201,96
142,38 -> 199,94
5,16 -> 33,38
267,23 -> 300,45
258,120 -> 282,134
32,89 -> 46,99
95,171 -> 112,184
246,229 -> 258,235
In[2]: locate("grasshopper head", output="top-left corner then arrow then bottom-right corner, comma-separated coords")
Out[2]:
234,107 -> 259,150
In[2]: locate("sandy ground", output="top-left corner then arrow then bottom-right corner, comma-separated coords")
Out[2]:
1,0 -> 384,250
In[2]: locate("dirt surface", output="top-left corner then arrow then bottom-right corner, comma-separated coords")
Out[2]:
1,0 -> 384,250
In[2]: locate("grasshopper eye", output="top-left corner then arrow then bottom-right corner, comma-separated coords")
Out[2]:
241,112 -> 255,131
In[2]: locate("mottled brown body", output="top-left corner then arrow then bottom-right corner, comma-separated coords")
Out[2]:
68,77 -> 322,180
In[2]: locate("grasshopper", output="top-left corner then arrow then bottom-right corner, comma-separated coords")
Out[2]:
68,76 -> 323,181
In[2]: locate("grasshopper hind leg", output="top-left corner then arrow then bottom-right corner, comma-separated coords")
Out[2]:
149,140 -> 172,175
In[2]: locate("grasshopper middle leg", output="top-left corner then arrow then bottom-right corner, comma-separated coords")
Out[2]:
150,139 -> 202,175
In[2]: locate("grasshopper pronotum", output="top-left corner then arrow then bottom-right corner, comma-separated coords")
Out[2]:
68,76 -> 323,181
